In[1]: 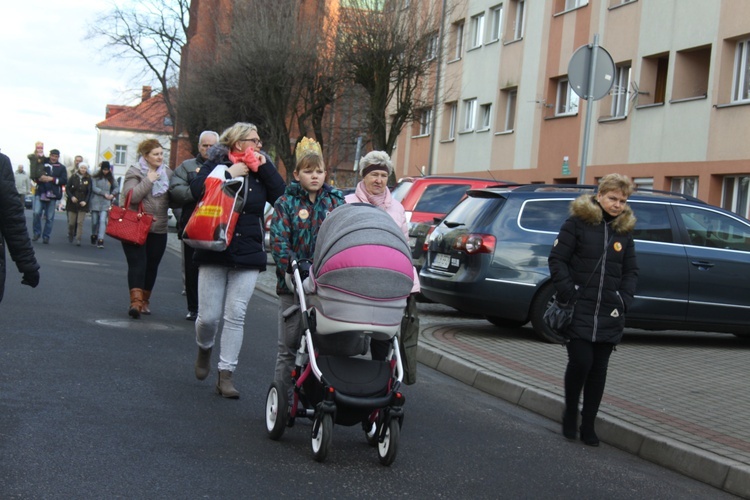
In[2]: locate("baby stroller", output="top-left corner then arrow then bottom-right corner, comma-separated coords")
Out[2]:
264,203 -> 414,465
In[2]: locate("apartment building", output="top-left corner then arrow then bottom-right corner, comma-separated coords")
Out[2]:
393,0 -> 750,218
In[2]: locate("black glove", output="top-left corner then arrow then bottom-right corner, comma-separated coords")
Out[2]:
22,270 -> 40,288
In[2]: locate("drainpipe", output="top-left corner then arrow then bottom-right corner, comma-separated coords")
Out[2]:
427,0 -> 448,176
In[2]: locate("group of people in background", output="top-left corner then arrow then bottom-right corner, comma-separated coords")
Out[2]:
8,127 -> 637,450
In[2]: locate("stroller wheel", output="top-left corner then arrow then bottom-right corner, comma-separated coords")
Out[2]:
377,419 -> 400,466
364,421 -> 378,447
265,382 -> 288,440
311,413 -> 333,462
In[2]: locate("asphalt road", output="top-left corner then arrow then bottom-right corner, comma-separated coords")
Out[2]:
0,213 -> 733,498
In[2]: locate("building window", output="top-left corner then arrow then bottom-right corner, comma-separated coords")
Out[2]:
445,102 -> 458,140
508,0 -> 525,41
671,177 -> 698,198
611,64 -> 631,117
489,5 -> 503,42
563,0 -> 588,11
114,145 -> 127,165
722,176 -> 750,219
640,53 -> 669,105
478,103 -> 492,130
672,46 -> 711,101
732,38 -> 750,103
425,32 -> 439,61
633,177 -> 654,191
502,88 -> 517,131
470,12 -> 485,49
463,98 -> 477,132
556,78 -> 579,116
419,108 -> 432,136
452,21 -> 464,60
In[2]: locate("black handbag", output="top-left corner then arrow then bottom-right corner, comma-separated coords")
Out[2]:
544,235 -> 614,341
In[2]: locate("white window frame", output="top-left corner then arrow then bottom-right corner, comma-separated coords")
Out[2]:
470,13 -> 485,49
504,89 -> 517,131
722,175 -> 750,219
479,103 -> 492,130
425,33 -> 438,61
463,98 -> 477,132
611,64 -> 631,118
513,0 -> 525,40
671,177 -> 698,198
732,38 -> 750,103
419,108 -> 432,136
556,78 -> 579,116
565,0 -> 588,11
114,145 -> 127,165
454,21 -> 464,60
448,102 -> 458,139
489,5 -> 503,42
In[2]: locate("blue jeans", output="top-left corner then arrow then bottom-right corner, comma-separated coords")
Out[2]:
32,195 -> 57,240
195,266 -> 259,372
91,211 -> 108,241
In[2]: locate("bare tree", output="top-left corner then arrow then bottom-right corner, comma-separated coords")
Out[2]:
87,0 -> 189,127
178,0 -> 344,179
336,0 -> 444,155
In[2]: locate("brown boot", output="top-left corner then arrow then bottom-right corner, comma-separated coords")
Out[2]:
216,370 -> 240,399
141,290 -> 152,315
195,347 -> 212,380
129,288 -> 143,319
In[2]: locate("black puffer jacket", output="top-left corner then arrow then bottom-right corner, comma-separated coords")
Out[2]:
0,153 -> 40,303
189,145 -> 285,270
548,195 -> 639,344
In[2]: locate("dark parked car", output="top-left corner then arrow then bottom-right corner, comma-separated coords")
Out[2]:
419,185 -> 750,342
391,176 -> 508,269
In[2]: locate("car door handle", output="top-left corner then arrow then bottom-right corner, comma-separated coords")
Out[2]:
690,260 -> 714,270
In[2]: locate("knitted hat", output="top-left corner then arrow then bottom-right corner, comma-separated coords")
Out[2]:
49,149 -> 60,155
359,151 -> 393,177
100,161 -> 111,170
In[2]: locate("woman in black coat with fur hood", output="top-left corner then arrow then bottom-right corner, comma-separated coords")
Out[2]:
548,173 -> 639,446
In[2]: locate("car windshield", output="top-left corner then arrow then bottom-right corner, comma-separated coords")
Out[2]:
414,184 -> 474,214
443,195 -> 505,227
391,180 -> 413,202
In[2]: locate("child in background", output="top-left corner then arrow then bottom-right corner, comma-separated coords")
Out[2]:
270,138 -> 344,390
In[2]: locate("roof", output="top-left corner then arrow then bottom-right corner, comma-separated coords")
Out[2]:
96,93 -> 173,135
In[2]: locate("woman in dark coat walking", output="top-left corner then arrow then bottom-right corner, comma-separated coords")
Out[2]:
0,152 -> 40,302
548,173 -> 639,446
189,122 -> 285,398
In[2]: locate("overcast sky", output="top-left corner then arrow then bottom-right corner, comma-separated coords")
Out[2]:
0,1 -> 143,170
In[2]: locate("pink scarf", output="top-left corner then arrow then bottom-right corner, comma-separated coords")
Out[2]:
354,180 -> 391,209
228,148 -> 260,172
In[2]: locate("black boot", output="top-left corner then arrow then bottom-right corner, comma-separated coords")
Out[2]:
580,415 -> 599,446
562,409 -> 577,440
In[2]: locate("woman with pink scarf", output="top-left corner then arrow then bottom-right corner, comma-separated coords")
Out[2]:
345,150 -> 420,361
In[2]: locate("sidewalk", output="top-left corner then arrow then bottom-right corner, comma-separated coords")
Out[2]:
166,233 -> 750,497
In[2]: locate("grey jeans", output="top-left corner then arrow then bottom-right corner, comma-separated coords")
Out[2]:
274,293 -> 302,387
195,265 -> 259,372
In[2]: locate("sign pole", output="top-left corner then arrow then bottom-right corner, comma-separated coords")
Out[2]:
579,33 -> 600,185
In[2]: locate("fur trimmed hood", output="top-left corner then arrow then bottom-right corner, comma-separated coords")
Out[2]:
570,194 -> 636,234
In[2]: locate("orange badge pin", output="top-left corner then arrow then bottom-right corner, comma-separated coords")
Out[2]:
614,241 -> 622,252
299,209 -> 310,220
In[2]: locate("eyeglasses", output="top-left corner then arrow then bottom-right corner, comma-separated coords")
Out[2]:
239,138 -> 262,147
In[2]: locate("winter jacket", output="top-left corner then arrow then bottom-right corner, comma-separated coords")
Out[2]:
0,153 -> 39,303
169,154 -> 206,237
122,165 -> 173,234
35,162 -> 67,200
189,145 -> 286,270
548,194 -> 639,344
66,172 -> 92,213
90,175 -> 119,212
27,153 -> 47,181
271,182 -> 345,294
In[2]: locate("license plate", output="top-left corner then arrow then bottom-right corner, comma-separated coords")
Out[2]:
408,236 -> 417,249
432,253 -> 451,269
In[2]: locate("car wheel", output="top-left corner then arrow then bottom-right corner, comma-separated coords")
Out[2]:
485,315 -> 527,328
529,283 -> 568,344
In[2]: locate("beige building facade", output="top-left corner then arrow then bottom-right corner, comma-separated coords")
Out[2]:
391,0 -> 750,218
